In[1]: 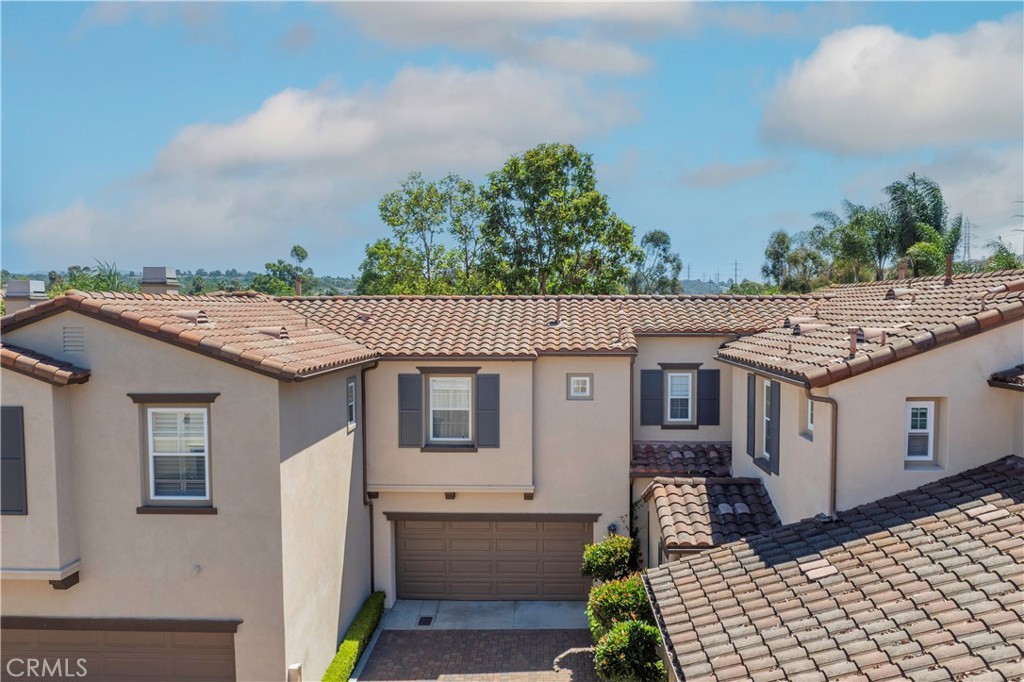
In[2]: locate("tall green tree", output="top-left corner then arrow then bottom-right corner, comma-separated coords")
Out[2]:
480,143 -> 640,294
761,230 -> 792,287
379,172 -> 451,291
46,261 -> 139,297
251,245 -> 315,295
441,173 -> 489,294
984,238 -> 1024,271
905,215 -> 964,276
628,230 -> 683,294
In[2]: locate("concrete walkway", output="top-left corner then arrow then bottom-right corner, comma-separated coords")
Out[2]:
381,600 -> 588,630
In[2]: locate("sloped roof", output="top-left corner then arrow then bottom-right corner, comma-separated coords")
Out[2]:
279,295 -> 821,358
0,343 -> 90,386
643,476 -> 779,549
631,441 -> 732,478
645,455 -> 1024,682
0,291 -> 376,381
718,271 -> 1024,387
989,365 -> 1024,391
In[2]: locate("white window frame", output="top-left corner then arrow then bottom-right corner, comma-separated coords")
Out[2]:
428,376 -> 473,443
807,399 -> 815,433
665,371 -> 694,423
905,400 -> 935,462
567,374 -> 593,400
347,377 -> 357,427
762,380 -> 772,458
147,407 -> 210,501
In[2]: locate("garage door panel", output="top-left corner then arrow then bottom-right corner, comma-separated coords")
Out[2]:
402,520 -> 445,531
1,629 -> 235,682
396,517 -> 592,600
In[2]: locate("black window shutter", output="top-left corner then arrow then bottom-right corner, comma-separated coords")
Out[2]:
397,374 -> 422,448
476,374 -> 500,448
1,406 -> 27,515
746,374 -> 756,457
769,381 -> 781,473
640,370 -> 663,425
697,369 -> 721,426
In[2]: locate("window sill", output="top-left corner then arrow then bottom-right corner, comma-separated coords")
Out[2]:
801,432 -> 814,442
661,424 -> 698,430
137,506 -> 218,515
903,461 -> 942,472
753,457 -> 772,475
420,445 -> 478,453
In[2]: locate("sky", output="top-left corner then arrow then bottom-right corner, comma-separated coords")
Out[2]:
2,1 -> 1022,282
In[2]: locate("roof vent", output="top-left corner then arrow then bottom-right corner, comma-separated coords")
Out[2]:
171,309 -> 209,325
357,312 -> 371,323
792,323 -> 826,336
798,557 -> 838,580
733,502 -> 750,515
885,287 -> 918,301
4,280 -> 47,314
63,326 -> 85,353
784,316 -> 817,328
717,503 -> 734,516
856,325 -> 908,344
256,326 -> 290,340
979,279 -> 1024,310
141,266 -> 179,295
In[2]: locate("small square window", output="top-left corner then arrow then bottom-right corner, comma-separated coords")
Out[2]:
905,400 -> 936,462
566,374 -> 593,400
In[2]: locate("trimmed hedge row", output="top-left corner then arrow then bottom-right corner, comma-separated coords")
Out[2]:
581,534 -> 639,582
322,591 -> 386,682
594,620 -> 665,682
587,573 -> 655,641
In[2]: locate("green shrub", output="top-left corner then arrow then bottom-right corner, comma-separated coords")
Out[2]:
594,620 -> 666,682
322,591 -> 386,682
587,573 -> 655,641
581,534 -> 638,582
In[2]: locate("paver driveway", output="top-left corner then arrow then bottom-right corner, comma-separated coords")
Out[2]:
357,629 -> 598,681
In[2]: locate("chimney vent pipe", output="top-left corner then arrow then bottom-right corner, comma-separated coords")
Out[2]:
898,261 -> 907,280
295,277 -> 302,297
944,254 -> 953,286
141,267 -> 179,295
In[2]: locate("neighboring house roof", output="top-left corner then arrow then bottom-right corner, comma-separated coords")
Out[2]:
0,291 -> 376,381
717,270 -> 1024,387
0,343 -> 90,386
645,455 -> 1024,682
989,365 -> 1024,392
279,295 -> 821,358
631,441 -> 732,478
642,476 -> 779,550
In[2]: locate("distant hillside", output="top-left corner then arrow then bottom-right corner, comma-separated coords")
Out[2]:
680,279 -> 730,295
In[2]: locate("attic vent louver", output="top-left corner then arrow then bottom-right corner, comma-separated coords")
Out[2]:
885,288 -> 918,301
256,327 -> 290,340
170,309 -> 209,324
784,316 -> 817,328
63,326 -> 85,353
792,323 -> 826,336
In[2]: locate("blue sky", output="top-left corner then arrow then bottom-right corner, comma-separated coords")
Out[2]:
3,2 -> 1022,282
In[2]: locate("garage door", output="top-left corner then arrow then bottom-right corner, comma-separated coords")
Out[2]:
1,624 -> 235,681
395,515 -> 594,600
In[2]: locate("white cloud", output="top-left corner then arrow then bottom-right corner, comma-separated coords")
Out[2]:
11,64 -> 638,269
680,158 -> 786,188
278,22 -> 316,54
762,15 -> 1024,155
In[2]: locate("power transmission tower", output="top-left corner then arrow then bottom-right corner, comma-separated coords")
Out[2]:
734,260 -> 738,283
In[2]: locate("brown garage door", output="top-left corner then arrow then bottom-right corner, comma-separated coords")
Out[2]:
395,515 -> 594,600
1,624 -> 235,682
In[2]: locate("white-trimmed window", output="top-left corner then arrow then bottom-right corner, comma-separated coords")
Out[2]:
763,380 -> 772,458
429,377 -> 473,442
807,399 -> 815,433
905,401 -> 935,462
567,374 -> 593,400
148,408 -> 209,500
347,377 -> 357,426
666,372 -> 693,423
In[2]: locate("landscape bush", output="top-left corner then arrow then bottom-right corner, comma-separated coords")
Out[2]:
586,573 -> 655,641
581,534 -> 639,582
593,620 -> 666,682
322,591 -> 386,682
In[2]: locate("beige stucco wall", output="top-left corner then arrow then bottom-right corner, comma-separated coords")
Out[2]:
830,321 -> 1023,512
0,370 -> 80,574
278,371 -> 371,681
729,369 -> 832,524
631,477 -> 656,568
365,359 -> 535,490
633,336 -> 735,442
1,314 -> 288,681
1012,390 -> 1024,458
369,355 -> 632,606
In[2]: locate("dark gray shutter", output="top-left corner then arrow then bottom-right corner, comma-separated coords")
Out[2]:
476,374 -> 500,448
697,369 -> 720,426
1,407 -> 27,515
640,370 -> 663,425
398,374 -> 422,448
746,374 -> 756,457
769,381 -> 781,474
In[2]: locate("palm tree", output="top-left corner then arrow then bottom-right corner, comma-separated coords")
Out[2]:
905,214 -> 964,276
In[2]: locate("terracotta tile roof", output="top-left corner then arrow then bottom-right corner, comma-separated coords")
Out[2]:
718,270 -> 1024,387
631,441 -> 732,478
0,343 -> 90,386
643,476 -> 779,549
0,291 -> 375,381
989,365 -> 1024,391
645,455 -> 1024,682
279,295 -> 821,358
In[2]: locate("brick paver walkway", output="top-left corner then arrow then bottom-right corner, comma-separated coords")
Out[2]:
358,629 -> 598,681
